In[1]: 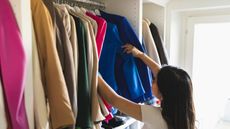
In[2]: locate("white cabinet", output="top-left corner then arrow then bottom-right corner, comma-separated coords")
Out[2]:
102,0 -> 168,42
103,0 -> 143,40
143,3 -> 166,40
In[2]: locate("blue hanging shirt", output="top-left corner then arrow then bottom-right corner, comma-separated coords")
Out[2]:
99,23 -> 146,102
100,11 -> 154,102
99,23 -> 121,92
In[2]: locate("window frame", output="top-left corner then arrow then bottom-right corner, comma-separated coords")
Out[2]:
184,15 -> 230,77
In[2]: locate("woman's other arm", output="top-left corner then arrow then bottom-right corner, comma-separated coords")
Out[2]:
98,75 -> 142,121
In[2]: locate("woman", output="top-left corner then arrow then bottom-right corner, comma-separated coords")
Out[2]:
98,44 -> 196,129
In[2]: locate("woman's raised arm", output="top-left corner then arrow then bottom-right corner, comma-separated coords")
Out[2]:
98,75 -> 142,121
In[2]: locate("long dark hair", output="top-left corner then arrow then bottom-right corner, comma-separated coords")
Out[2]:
157,65 -> 195,129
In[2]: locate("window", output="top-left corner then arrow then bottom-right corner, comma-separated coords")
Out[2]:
185,15 -> 230,129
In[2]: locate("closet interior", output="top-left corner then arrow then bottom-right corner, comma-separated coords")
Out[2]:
0,0 -> 169,129
3,0 -> 230,129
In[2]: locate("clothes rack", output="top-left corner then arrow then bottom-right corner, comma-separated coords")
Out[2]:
56,0 -> 105,10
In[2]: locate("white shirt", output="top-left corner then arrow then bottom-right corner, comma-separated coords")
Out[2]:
142,20 -> 161,65
141,105 -> 168,129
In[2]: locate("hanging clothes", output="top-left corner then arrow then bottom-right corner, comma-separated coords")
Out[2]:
77,7 -> 98,36
71,16 -> 92,129
98,95 -> 110,118
24,26 -> 34,129
42,0 -> 56,25
8,0 -> 35,128
149,23 -> 169,65
0,0 -> 29,129
55,6 -> 77,122
100,10 -> 153,102
56,6 -> 78,77
0,79 -> 7,129
68,6 -> 105,125
142,20 -> 161,65
69,7 -> 94,102
99,23 -> 121,94
86,12 -> 107,58
69,16 -> 79,96
85,11 -> 114,122
32,24 -> 50,129
99,23 -> 124,117
31,0 -> 75,129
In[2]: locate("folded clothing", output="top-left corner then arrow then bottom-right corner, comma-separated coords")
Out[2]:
102,116 -> 125,128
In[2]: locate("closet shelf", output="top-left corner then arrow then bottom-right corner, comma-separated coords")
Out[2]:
143,0 -> 171,7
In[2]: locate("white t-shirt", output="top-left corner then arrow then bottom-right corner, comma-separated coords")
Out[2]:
141,105 -> 168,129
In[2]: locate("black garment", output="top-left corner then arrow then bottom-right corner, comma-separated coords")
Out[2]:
102,116 -> 125,129
149,23 -> 169,65
72,16 -> 92,129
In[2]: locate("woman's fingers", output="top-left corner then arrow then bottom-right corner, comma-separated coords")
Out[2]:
123,47 -> 129,52
123,44 -> 136,55
122,44 -> 131,48
127,49 -> 132,54
123,46 -> 132,52
122,44 -> 133,49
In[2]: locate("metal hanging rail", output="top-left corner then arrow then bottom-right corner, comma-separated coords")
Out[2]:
56,0 -> 105,10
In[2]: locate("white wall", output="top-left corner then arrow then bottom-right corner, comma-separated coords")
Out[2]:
167,11 -> 183,66
143,3 -> 165,40
104,0 -> 142,40
168,0 -> 230,11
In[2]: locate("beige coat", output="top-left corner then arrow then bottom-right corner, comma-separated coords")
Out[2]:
57,5 -> 79,118
142,20 -> 161,65
55,5 -> 77,121
31,0 -> 74,128
69,16 -> 79,100
32,23 -> 50,129
56,5 -> 78,118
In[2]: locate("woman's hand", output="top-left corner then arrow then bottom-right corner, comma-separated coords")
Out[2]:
122,44 -> 143,58
123,44 -> 161,79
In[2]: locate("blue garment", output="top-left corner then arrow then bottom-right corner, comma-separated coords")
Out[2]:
99,23 -> 121,92
100,11 -> 153,101
99,23 -> 145,102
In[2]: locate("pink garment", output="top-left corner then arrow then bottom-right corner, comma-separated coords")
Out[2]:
102,98 -> 113,123
86,12 -> 107,58
86,12 -> 113,122
0,0 -> 29,129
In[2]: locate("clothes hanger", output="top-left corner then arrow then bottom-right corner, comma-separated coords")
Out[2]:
74,6 -> 81,13
80,7 -> 87,13
94,9 -> 100,16
144,18 -> 151,26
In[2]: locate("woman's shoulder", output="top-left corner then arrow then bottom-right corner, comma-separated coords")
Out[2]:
141,104 -> 168,129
